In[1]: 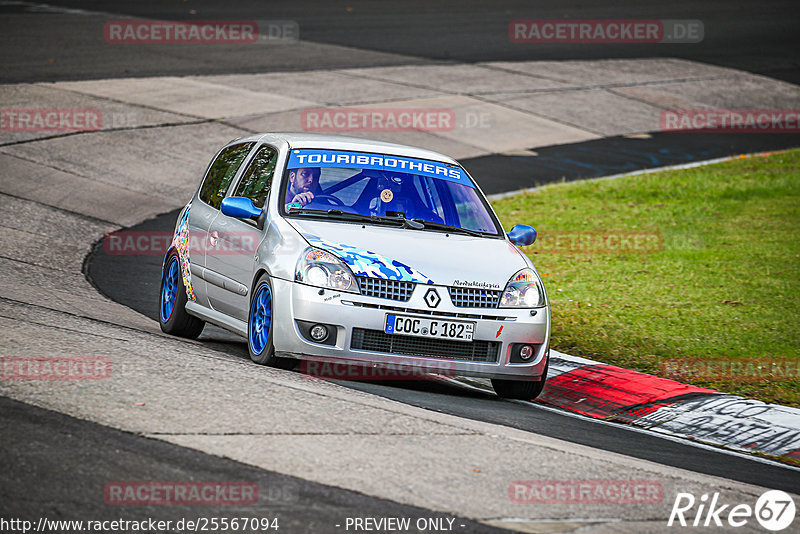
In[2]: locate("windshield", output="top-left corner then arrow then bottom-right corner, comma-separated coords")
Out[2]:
281,149 -> 500,235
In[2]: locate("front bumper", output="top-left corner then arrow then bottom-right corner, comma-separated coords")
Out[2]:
271,278 -> 550,381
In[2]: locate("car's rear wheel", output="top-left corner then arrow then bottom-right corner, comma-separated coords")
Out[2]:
159,252 -> 205,339
248,274 -> 295,369
492,360 -> 548,400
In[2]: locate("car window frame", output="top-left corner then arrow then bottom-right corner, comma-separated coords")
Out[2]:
197,141 -> 256,210
229,142 -> 280,209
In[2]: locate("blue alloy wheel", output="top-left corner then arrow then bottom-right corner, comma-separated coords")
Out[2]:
158,252 -> 204,339
160,256 -> 179,323
249,283 -> 273,356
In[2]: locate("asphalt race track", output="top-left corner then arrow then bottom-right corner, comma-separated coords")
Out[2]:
2,1 -> 800,532
465,133 -> 800,195
3,0 -> 799,84
85,173 -> 800,495
0,397 -> 512,533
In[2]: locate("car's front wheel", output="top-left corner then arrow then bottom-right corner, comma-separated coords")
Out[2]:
492,360 -> 548,400
159,252 -> 205,339
248,274 -> 295,369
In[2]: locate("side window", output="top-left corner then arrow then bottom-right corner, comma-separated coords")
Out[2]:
199,142 -> 254,209
234,145 -> 278,208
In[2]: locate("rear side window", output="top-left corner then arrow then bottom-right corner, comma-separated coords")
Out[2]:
234,145 -> 278,208
199,142 -> 254,209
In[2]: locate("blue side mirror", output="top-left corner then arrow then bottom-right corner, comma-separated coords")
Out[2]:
507,224 -> 537,246
221,197 -> 262,220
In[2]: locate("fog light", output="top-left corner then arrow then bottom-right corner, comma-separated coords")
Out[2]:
518,345 -> 534,360
310,324 -> 329,342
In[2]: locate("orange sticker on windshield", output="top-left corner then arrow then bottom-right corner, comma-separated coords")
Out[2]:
380,189 -> 394,202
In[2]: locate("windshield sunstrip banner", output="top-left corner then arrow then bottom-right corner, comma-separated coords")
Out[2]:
286,149 -> 471,187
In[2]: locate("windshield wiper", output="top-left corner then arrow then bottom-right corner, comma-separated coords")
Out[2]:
288,207 -> 379,223
288,208 -> 422,229
410,219 -> 485,237
382,212 -> 424,229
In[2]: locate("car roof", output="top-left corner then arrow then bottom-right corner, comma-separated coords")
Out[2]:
236,132 -> 460,165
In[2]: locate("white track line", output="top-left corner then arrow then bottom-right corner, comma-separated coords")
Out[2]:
486,151 -> 779,201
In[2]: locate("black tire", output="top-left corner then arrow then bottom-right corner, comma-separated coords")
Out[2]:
159,252 -> 205,339
248,274 -> 295,369
492,360 -> 548,400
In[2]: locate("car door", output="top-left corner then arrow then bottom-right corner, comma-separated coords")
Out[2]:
205,143 -> 279,321
191,141 -> 255,307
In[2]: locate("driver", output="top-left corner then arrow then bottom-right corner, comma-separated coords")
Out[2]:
285,167 -> 322,206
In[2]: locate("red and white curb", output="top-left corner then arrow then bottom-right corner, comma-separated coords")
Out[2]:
539,351 -> 800,465
450,350 -> 800,465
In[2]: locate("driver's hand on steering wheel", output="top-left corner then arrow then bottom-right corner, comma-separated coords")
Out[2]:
290,191 -> 315,206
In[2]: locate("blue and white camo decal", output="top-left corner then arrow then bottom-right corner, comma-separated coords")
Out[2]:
303,234 -> 434,284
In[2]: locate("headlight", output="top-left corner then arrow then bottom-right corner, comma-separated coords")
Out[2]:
499,268 -> 546,308
295,248 -> 359,293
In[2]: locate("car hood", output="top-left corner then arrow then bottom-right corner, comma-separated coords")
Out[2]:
287,218 -> 527,289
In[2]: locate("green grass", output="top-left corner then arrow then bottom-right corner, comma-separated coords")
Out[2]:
491,149 -> 800,407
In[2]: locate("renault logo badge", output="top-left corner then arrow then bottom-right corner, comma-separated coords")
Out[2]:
424,288 -> 441,308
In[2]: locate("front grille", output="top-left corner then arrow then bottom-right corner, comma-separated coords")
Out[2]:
448,287 -> 502,308
357,276 -> 415,302
351,328 -> 500,363
345,300 -> 512,321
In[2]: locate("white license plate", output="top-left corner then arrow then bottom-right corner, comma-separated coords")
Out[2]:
384,314 -> 474,342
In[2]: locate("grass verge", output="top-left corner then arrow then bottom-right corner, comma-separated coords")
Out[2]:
492,149 -> 800,407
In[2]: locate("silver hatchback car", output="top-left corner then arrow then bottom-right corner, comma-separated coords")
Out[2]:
159,133 -> 550,399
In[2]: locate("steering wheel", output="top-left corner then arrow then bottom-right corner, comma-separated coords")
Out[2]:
308,194 -> 345,207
